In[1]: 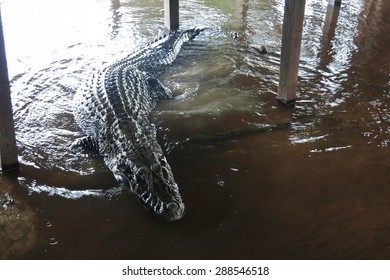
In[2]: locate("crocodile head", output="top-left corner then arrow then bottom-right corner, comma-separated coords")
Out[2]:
114,152 -> 185,221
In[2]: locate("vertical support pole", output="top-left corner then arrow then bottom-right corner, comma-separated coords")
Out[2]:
323,2 -> 341,40
111,0 -> 120,10
164,0 -> 179,30
236,0 -> 249,30
322,2 -> 341,51
277,0 -> 306,105
0,8 -> 19,171
328,0 -> 341,7
318,3 -> 340,68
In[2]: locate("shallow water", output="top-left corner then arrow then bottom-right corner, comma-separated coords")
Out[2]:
1,0 -> 390,259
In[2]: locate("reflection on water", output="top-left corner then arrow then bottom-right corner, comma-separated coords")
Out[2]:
1,0 -> 390,259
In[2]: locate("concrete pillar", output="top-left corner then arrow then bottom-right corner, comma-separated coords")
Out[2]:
164,0 -> 179,30
328,0 -> 341,7
277,0 -> 307,104
0,8 -> 19,171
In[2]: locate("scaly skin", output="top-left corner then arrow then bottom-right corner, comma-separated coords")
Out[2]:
73,29 -> 202,220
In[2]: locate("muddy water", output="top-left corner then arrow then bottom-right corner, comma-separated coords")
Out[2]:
1,0 -> 390,259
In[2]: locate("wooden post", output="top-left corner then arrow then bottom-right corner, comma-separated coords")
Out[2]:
0,8 -> 19,171
322,2 -> 340,50
164,0 -> 179,30
277,0 -> 307,105
236,0 -> 249,30
111,0 -> 120,10
318,3 -> 340,68
328,0 -> 341,7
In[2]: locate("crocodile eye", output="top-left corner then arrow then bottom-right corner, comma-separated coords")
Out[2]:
151,163 -> 161,174
118,165 -> 126,173
164,168 -> 172,182
158,157 -> 167,167
136,167 -> 148,181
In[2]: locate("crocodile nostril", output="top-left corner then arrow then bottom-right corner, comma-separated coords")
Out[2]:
167,202 -> 179,212
165,201 -> 185,221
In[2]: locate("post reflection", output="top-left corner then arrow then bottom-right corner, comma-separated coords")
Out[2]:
351,0 -> 390,83
235,0 -> 249,37
110,0 -> 121,39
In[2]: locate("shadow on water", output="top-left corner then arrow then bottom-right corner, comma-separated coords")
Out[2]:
1,0 -> 390,259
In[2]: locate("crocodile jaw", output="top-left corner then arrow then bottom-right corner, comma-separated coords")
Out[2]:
114,161 -> 185,221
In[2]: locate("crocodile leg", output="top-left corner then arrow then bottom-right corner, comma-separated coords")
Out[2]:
146,76 -> 174,100
70,135 -> 99,155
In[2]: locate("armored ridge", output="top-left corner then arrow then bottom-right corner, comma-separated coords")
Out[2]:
73,29 -> 202,220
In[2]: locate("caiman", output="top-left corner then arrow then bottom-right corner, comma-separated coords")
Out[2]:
73,28 -> 202,221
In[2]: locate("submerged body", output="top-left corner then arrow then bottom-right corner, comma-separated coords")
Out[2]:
73,29 -> 202,220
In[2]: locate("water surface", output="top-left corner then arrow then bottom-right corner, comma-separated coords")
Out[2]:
1,0 -> 390,259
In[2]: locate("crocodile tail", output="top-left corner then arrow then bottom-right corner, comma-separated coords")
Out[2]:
139,28 -> 204,73
185,27 -> 204,40
115,28 -> 204,75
